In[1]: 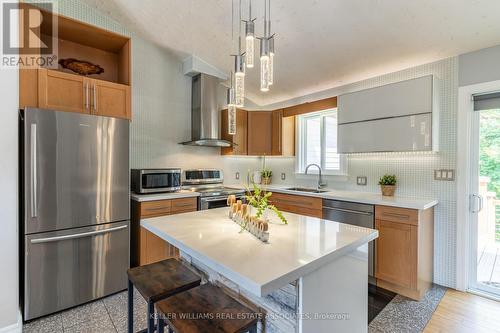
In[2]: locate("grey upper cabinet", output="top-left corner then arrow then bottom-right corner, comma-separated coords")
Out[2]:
338,114 -> 432,153
337,75 -> 439,153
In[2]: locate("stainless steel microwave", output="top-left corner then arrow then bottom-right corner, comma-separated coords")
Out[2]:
131,169 -> 181,194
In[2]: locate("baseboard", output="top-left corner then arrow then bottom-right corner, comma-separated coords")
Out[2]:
0,311 -> 22,333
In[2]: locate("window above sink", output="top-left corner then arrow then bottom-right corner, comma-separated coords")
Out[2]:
296,109 -> 347,176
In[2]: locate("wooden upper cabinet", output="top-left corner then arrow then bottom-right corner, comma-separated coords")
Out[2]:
38,69 -> 88,114
92,79 -> 131,119
221,109 -> 248,155
19,5 -> 131,120
247,111 -> 273,156
272,109 -> 295,156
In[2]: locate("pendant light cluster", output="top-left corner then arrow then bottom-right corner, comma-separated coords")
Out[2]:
226,0 -> 275,135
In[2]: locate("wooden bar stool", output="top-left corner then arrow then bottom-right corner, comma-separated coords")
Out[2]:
127,259 -> 201,333
155,284 -> 259,333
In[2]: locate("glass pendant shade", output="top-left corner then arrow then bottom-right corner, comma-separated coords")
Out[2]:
228,104 -> 237,135
260,55 -> 270,92
227,87 -> 236,135
234,71 -> 245,107
260,38 -> 270,92
245,20 -> 255,68
246,35 -> 255,68
233,55 -> 245,107
268,36 -> 274,85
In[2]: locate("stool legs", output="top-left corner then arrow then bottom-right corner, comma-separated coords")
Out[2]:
248,324 -> 257,333
147,300 -> 155,333
128,279 -> 134,333
157,318 -> 164,333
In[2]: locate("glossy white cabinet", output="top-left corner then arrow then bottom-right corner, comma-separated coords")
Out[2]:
337,75 -> 439,153
338,75 -> 435,124
338,113 -> 433,153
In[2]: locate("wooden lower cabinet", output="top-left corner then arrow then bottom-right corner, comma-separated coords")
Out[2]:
269,192 -> 322,218
131,197 -> 197,266
375,205 -> 434,300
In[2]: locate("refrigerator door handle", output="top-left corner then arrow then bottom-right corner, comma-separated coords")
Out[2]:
30,123 -> 37,218
30,225 -> 128,244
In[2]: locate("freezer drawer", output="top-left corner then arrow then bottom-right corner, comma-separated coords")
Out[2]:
24,221 -> 129,320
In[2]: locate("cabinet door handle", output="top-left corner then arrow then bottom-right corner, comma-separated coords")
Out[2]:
93,84 -> 97,113
84,82 -> 89,110
144,206 -> 169,211
382,212 -> 410,220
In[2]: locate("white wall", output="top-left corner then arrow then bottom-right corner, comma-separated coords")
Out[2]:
0,0 -> 20,330
459,44 -> 500,87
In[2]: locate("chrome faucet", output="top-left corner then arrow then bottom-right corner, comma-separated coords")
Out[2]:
305,164 -> 327,190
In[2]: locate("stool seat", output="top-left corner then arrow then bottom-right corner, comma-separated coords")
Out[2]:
127,259 -> 201,303
156,284 -> 259,333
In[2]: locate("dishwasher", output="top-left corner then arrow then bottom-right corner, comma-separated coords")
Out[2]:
322,199 -> 376,284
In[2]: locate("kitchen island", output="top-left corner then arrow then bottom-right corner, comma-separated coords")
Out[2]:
141,207 -> 378,333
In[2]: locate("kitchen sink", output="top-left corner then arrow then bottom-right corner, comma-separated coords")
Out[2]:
284,187 -> 329,193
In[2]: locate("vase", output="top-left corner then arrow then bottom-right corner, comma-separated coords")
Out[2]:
380,185 -> 396,196
262,176 -> 271,185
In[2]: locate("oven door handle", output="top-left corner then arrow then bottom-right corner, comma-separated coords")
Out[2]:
202,197 -> 233,202
202,195 -> 245,202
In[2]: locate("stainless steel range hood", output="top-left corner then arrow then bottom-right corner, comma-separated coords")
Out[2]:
180,73 -> 232,147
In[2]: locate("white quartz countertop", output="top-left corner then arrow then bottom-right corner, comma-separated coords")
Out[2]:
131,190 -> 199,202
141,208 -> 378,297
226,184 -> 438,210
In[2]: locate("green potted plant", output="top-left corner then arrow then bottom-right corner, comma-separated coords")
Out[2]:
261,168 -> 272,185
245,183 -> 287,224
259,155 -> 272,185
378,174 -> 397,196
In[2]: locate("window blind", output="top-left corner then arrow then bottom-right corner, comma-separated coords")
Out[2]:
473,92 -> 500,111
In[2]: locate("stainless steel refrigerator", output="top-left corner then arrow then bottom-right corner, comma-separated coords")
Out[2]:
21,108 -> 130,321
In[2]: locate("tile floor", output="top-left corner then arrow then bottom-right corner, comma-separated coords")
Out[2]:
23,289 -> 147,333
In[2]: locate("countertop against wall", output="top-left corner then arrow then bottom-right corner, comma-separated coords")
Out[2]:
131,190 -> 199,202
226,184 -> 438,210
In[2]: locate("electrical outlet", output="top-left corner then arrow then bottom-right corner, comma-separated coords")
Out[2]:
356,176 -> 367,186
434,169 -> 455,181
235,172 -> 240,180
281,173 -> 286,181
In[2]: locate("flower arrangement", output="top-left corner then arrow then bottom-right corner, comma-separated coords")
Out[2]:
245,183 -> 287,224
378,174 -> 397,196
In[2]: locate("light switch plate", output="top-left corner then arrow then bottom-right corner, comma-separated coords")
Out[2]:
281,173 -> 286,181
434,169 -> 455,181
357,176 -> 367,186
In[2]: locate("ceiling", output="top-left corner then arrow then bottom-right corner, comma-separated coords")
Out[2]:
81,0 -> 500,106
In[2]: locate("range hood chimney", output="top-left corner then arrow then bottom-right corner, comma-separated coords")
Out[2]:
180,73 -> 233,147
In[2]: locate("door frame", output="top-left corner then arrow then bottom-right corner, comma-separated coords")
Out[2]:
456,79 -> 500,292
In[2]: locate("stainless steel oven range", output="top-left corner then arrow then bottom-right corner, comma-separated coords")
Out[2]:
182,169 -> 246,210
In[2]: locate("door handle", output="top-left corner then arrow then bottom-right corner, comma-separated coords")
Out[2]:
30,225 -> 128,244
85,82 -> 89,110
93,84 -> 97,113
30,123 -> 37,218
322,206 -> 373,216
471,194 -> 484,213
